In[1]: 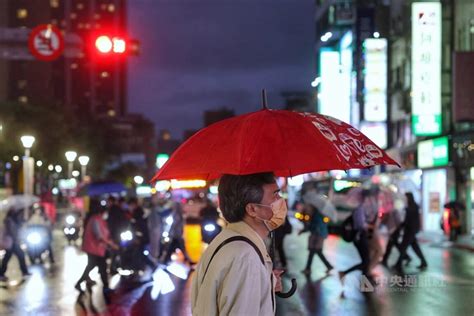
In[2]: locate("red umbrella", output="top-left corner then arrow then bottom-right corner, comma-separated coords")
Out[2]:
152,97 -> 399,182
151,92 -> 399,299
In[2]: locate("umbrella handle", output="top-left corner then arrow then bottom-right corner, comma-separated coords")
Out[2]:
276,278 -> 297,298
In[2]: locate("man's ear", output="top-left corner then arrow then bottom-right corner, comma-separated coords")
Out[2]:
245,203 -> 257,218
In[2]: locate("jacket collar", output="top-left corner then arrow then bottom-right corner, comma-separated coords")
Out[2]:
227,221 -> 272,263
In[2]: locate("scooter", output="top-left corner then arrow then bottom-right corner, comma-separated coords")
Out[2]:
63,213 -> 80,245
21,225 -> 51,264
115,228 -> 150,277
200,218 -> 222,244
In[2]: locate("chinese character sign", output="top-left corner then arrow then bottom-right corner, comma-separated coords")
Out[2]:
411,2 -> 442,136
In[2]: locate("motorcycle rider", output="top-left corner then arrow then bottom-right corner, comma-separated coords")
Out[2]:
26,206 -> 55,264
106,196 -> 128,273
129,197 -> 156,271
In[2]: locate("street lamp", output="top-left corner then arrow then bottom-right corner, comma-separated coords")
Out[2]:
65,151 -> 77,178
78,155 -> 90,180
20,135 -> 35,195
20,135 -> 35,157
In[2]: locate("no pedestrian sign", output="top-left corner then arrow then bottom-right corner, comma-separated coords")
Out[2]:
28,24 -> 64,61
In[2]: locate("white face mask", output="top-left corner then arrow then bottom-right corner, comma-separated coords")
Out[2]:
255,198 -> 288,231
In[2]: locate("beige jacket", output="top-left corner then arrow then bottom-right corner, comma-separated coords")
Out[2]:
191,221 -> 275,316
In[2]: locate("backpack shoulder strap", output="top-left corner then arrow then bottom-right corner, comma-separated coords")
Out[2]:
201,236 -> 264,285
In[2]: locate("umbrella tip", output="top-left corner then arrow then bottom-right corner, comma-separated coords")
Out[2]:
261,89 -> 268,110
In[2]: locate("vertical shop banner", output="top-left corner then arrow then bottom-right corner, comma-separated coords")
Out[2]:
363,38 -> 388,122
411,2 -> 442,136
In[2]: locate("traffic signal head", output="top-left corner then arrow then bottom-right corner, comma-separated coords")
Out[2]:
94,35 -> 127,55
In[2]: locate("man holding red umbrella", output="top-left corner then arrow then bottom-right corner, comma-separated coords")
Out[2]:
191,173 -> 286,315
153,92 -> 399,314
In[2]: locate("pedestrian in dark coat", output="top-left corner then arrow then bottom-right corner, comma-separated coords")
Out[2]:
393,192 -> 428,273
0,208 -> 30,281
338,190 -> 371,283
274,214 -> 292,269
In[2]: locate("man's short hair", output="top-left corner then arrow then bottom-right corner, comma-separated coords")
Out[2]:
218,173 -> 275,223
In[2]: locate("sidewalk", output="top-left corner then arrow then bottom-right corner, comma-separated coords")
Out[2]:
418,231 -> 474,252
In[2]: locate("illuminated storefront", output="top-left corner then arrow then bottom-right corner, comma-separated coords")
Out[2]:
417,136 -> 454,231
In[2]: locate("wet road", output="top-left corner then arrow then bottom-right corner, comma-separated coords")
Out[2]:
0,224 -> 473,316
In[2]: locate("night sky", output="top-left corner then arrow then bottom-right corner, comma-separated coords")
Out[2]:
127,0 -> 315,138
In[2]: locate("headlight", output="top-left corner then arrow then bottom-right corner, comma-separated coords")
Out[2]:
120,230 -> 133,242
165,216 -> 174,226
204,224 -> 216,232
27,232 -> 42,245
64,227 -> 76,235
162,231 -> 169,238
65,215 -> 76,225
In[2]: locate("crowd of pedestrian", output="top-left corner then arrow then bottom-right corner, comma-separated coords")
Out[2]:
292,187 -> 428,288
73,194 -> 195,303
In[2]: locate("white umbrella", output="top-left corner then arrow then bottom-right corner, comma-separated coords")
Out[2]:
0,194 -> 40,212
302,190 -> 337,221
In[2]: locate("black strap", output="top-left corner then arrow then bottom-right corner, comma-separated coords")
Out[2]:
201,236 -> 265,285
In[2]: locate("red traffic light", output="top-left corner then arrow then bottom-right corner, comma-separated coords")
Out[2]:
94,35 -> 127,54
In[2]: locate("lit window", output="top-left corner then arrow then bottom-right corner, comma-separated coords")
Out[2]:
70,13 -> 77,19
108,109 -> 116,117
18,96 -> 28,103
17,9 -> 28,19
101,71 -> 109,78
50,0 -> 59,8
70,63 -> 78,69
77,3 -> 84,10
108,4 -> 115,12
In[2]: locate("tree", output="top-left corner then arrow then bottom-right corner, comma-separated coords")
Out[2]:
0,101 -> 110,176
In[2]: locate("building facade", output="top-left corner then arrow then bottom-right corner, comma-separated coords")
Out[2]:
314,0 -> 474,234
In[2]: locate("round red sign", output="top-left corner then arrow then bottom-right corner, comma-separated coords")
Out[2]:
28,24 -> 64,61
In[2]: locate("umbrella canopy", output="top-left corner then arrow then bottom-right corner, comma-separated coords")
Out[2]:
152,108 -> 399,181
302,190 -> 337,221
0,194 -> 40,212
77,181 -> 127,197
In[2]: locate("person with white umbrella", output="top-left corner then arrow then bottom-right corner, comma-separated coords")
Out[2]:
299,189 -> 334,275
